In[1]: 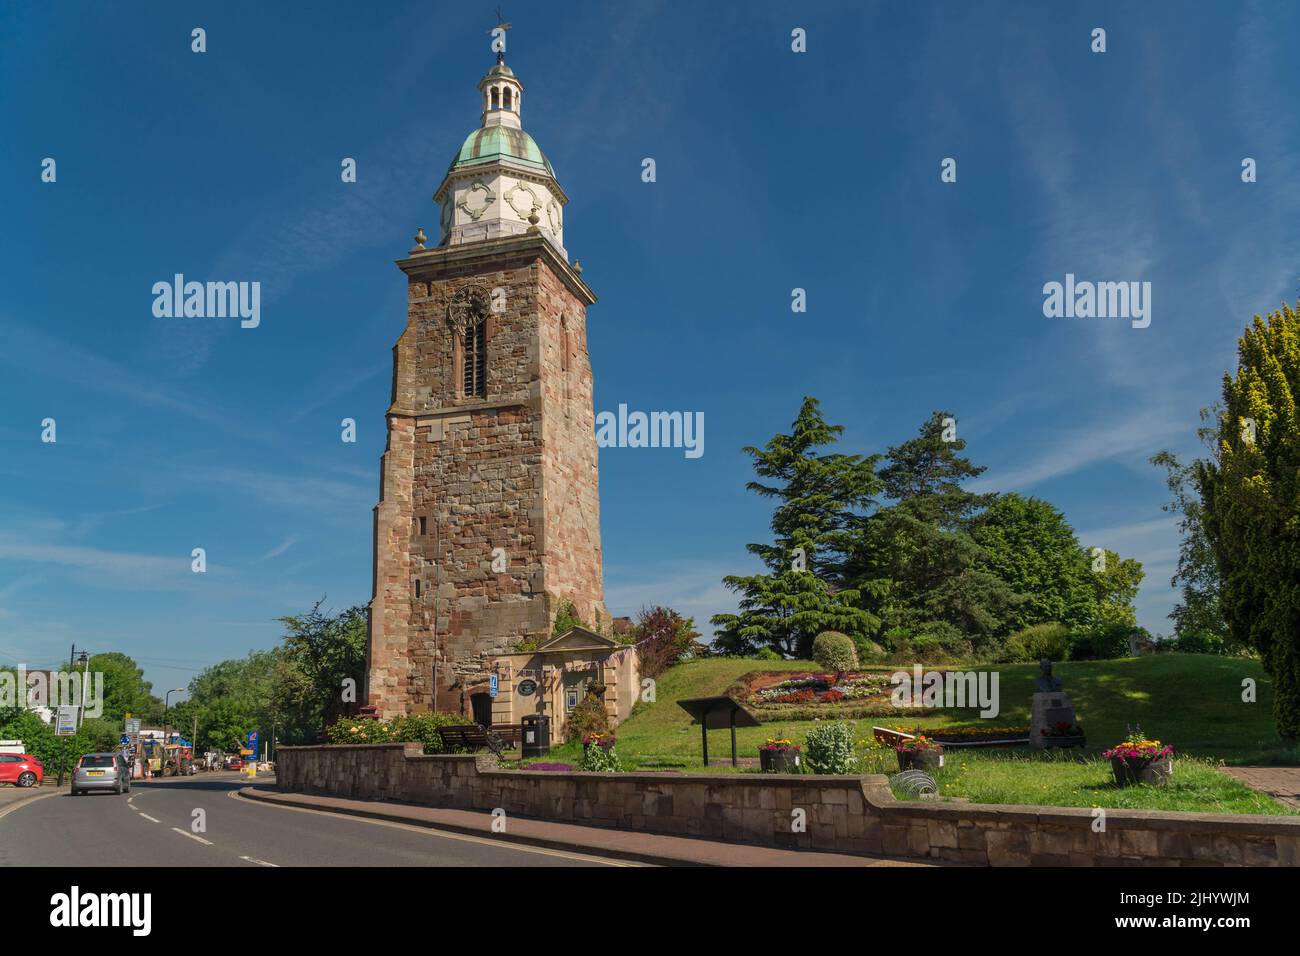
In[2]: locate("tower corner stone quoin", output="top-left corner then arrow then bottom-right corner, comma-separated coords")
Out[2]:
364,49 -> 608,720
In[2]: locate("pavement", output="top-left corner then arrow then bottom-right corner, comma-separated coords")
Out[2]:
1224,767 -> 1300,811
240,784 -> 938,867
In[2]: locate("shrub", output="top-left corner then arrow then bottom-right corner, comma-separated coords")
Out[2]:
804,720 -> 859,774
552,600 -> 586,636
915,621 -> 968,653
812,631 -> 858,675
578,733 -> 621,772
853,637 -> 886,663
1070,622 -> 1136,660
326,711 -> 467,754
1174,630 -> 1229,655
1004,622 -> 1072,662
564,691 -> 611,743
880,626 -> 913,653
750,646 -> 782,661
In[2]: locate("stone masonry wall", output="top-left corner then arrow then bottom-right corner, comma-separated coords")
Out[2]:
278,744 -> 1300,865
366,237 -> 607,718
537,263 -> 607,632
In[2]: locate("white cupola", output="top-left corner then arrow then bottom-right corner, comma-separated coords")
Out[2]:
432,54 -> 568,256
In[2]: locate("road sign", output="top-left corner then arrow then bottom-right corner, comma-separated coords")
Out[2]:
247,730 -> 259,756
119,734 -> 131,747
124,718 -> 141,735
55,705 -> 79,737
489,674 -> 499,698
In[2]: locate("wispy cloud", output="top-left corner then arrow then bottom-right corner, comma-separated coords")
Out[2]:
604,561 -> 739,638
0,534 -> 202,589
255,535 -> 300,563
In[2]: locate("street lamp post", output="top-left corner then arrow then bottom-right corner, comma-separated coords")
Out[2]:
164,688 -> 184,744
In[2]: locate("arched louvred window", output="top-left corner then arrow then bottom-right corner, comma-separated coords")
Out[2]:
503,87 -> 512,110
463,317 -> 487,397
448,286 -> 490,399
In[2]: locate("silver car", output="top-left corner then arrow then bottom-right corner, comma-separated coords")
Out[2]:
72,752 -> 131,796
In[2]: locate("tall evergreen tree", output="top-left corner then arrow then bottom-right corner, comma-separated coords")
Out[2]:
1197,303 -> 1300,738
711,397 -> 882,657
847,411 -> 1017,651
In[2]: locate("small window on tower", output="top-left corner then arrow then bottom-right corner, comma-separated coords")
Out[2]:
463,318 -> 487,397
491,87 -> 500,109
419,516 -> 427,536
503,87 -> 512,109
415,579 -> 422,599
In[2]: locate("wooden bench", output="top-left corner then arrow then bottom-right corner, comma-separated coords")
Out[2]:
436,724 -> 508,757
489,724 -> 521,747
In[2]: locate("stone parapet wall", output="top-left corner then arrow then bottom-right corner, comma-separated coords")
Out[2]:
276,744 -> 1300,866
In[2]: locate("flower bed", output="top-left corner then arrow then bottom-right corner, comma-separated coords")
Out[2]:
889,725 -> 1029,747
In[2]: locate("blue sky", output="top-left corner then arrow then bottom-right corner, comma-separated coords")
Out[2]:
2,1 -> 1297,693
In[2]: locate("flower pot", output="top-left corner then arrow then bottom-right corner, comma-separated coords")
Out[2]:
1111,755 -> 1172,787
1043,735 -> 1086,749
759,749 -> 801,773
897,748 -> 944,772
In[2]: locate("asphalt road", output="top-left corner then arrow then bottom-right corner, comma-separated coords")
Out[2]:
0,773 -> 621,867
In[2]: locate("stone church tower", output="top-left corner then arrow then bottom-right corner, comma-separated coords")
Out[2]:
365,51 -> 608,719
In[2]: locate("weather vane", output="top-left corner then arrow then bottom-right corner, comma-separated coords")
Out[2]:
490,8 -> 512,62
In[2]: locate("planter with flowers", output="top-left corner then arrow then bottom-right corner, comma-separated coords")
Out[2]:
1040,721 -> 1086,749
579,733 -> 622,772
894,734 -> 944,771
1103,730 -> 1173,787
758,738 -> 802,773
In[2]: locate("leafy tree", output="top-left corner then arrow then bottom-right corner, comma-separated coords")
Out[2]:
88,652 -> 163,724
1152,435 -> 1231,647
1197,302 -> 1300,738
972,493 -> 1095,632
712,398 -> 882,657
273,602 -> 367,735
634,606 -> 701,679
1087,548 -> 1145,628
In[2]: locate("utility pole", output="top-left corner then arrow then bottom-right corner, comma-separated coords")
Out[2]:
77,651 -> 89,729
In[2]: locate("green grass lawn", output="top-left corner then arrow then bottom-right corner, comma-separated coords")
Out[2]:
528,654 -> 1300,814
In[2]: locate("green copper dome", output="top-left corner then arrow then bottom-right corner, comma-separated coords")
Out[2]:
448,125 -> 554,178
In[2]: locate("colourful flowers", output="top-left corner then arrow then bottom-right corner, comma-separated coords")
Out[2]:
1041,721 -> 1085,737
582,732 -> 616,749
760,738 -> 801,753
894,735 -> 941,753
1102,730 -> 1173,764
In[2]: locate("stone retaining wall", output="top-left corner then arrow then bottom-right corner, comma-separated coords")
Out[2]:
276,743 -> 1300,866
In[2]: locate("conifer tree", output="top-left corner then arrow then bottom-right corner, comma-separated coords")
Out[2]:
711,398 -> 882,657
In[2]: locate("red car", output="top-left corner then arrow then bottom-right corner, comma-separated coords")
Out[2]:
224,757 -> 243,771
0,753 -> 43,787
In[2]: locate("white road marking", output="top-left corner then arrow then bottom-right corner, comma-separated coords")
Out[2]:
139,813 -> 160,823
240,855 -> 279,867
0,789 -> 61,823
227,789 -> 638,866
171,826 -> 213,845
